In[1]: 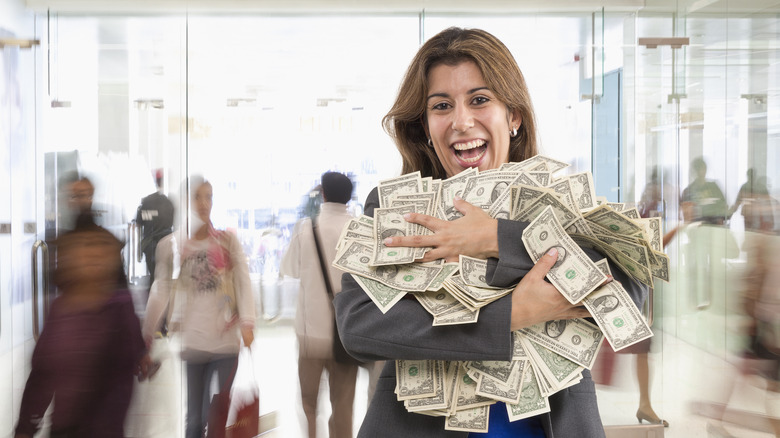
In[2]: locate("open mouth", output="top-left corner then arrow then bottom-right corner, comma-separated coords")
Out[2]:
453,139 -> 487,164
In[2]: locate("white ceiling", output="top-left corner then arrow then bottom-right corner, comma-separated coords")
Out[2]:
24,0 -> 648,14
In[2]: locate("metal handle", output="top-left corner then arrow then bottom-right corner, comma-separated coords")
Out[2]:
31,239 -> 50,341
133,221 -> 142,263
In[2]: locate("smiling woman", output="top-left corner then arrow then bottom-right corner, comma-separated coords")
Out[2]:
334,27 -> 648,438
383,27 -> 538,180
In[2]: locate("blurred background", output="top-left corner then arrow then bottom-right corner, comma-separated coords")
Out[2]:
1,0 -> 779,436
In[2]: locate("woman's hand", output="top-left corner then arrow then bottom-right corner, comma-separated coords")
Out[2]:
510,247 -> 592,331
241,326 -> 255,349
383,197 -> 499,263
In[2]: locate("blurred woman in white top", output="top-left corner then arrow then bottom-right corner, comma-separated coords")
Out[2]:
143,175 -> 255,438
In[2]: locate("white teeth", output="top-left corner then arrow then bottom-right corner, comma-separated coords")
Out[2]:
453,139 -> 486,151
459,148 -> 486,163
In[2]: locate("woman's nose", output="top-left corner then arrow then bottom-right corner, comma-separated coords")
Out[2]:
451,106 -> 474,132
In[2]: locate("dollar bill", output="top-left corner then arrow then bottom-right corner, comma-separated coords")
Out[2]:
425,262 -> 460,291
522,206 -> 608,304
506,365 -> 550,421
406,361 -> 450,412
445,405 -> 490,433
515,192 -> 580,229
351,274 -> 407,314
446,276 -> 513,306
594,233 -> 651,271
459,255 -> 500,289
519,318 -> 604,369
583,281 -> 653,351
372,205 -> 421,266
651,249 -> 670,282
440,168 -> 478,221
461,172 -> 523,212
569,171 -> 598,211
488,172 -> 540,218
333,240 -> 442,291
396,359 -> 437,400
520,335 -> 584,391
475,360 -> 526,404
636,217 -> 663,252
569,233 -> 654,287
622,207 -> 641,220
546,177 -> 581,215
432,305 -> 479,326
378,172 -> 422,208
510,185 -> 555,220
453,364 -> 495,410
565,217 -> 597,238
415,289 -> 464,316
584,205 -> 645,237
511,155 -> 570,174
466,360 -> 519,385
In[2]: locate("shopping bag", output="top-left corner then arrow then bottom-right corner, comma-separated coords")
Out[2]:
208,346 -> 259,438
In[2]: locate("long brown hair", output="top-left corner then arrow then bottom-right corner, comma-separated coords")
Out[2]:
383,27 -> 538,179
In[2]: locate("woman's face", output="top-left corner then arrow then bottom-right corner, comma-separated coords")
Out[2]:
424,60 -> 520,177
193,182 -> 213,223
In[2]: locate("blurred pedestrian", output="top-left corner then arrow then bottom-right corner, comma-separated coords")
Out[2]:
281,171 -> 361,438
136,169 -> 174,281
15,222 -> 153,438
142,175 -> 255,438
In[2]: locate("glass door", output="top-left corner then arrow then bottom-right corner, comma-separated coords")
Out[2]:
1,19 -> 40,437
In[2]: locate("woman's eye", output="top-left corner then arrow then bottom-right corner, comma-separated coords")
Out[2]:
472,96 -> 490,105
431,102 -> 451,111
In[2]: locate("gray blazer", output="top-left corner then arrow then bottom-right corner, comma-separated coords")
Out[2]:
334,188 -> 648,437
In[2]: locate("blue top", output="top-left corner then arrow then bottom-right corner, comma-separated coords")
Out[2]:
468,403 -> 546,438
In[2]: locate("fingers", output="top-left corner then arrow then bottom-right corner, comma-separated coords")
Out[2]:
452,196 -> 481,215
527,247 -> 559,279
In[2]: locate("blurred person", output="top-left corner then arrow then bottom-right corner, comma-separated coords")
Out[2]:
142,175 -> 256,438
680,157 -> 728,225
638,167 -> 677,220
334,27 -> 648,437
680,157 -> 735,311
58,173 -> 130,290
707,220 -> 780,437
729,169 -> 775,232
136,169 -> 175,281
15,221 -> 153,438
280,171 -> 362,438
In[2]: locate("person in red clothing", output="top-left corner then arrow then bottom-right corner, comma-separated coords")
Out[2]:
15,221 -> 153,438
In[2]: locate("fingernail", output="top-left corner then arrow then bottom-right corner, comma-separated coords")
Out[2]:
454,195 -> 462,201
546,247 -> 558,257
383,237 -> 393,245
403,213 -> 411,220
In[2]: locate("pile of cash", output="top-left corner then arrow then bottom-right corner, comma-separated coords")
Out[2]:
331,155 -> 667,432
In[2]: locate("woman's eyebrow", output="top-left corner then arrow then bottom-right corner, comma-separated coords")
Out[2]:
426,87 -> 490,102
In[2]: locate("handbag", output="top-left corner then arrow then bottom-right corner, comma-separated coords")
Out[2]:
311,218 -> 363,366
208,347 -> 260,438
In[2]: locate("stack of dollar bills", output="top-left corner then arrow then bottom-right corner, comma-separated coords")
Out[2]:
331,154 -> 668,433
